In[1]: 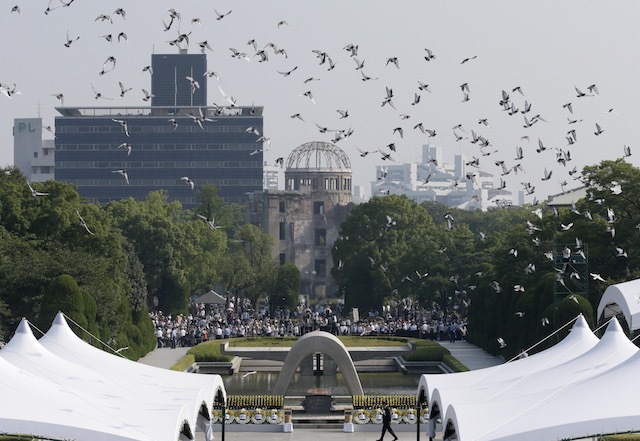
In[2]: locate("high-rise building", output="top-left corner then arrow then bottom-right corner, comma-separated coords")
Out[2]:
13,118 -> 55,183
54,51 -> 263,209
151,51 -> 207,107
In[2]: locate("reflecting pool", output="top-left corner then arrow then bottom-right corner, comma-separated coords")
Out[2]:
223,372 -> 422,396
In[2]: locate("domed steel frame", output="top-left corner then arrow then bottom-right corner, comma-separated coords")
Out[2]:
286,141 -> 351,170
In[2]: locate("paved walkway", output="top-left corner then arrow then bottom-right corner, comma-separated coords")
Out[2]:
437,340 -> 504,370
137,345 -> 191,369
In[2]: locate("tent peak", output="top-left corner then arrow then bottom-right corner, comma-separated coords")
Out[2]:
573,314 -> 590,330
15,318 -> 34,336
52,311 -> 68,326
604,316 -> 623,333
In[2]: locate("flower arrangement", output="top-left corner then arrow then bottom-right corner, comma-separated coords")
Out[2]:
402,408 -> 418,424
211,395 -> 286,425
351,395 -> 426,425
267,408 -> 283,424
419,407 -> 429,424
371,408 -> 384,424
250,408 -> 266,424
235,408 -> 250,424
354,408 -> 370,424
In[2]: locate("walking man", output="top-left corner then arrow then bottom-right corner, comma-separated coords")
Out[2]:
377,400 -> 398,441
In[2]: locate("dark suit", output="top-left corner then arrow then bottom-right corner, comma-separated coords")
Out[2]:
378,405 -> 398,441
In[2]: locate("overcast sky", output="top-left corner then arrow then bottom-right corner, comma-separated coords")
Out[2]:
1,1 -> 639,201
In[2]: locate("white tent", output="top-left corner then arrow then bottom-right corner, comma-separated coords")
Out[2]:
0,318 -> 214,440
0,355 -> 192,441
597,278 -> 640,332
38,313 -> 226,441
417,314 -> 597,416
443,320 -> 640,441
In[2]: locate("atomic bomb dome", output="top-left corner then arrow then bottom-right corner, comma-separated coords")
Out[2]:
284,142 -> 352,203
248,140 -> 354,300
286,141 -> 352,170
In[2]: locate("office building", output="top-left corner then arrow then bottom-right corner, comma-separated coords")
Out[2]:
13,117 -> 55,183
151,51 -> 207,107
54,51 -> 263,209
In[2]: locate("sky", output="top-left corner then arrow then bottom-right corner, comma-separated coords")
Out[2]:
1,0 -> 639,201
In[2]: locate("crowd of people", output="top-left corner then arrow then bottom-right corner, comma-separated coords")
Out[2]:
150,296 -> 469,348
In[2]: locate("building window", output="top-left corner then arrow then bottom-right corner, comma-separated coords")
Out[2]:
279,222 -> 285,240
314,259 -> 326,277
279,201 -> 285,213
315,229 -> 326,246
33,152 -> 38,158
279,253 -> 286,265
313,201 -> 324,215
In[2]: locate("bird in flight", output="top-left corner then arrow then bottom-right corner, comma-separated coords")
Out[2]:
27,181 -> 48,197
180,176 -> 195,190
64,30 -> 80,48
214,8 -> 232,20
117,143 -> 132,156
112,169 -> 129,184
77,210 -> 94,235
112,119 -> 129,137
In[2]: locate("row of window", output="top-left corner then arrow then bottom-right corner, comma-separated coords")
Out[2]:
278,222 -> 327,246
286,177 -> 352,191
58,124 -> 259,134
56,161 -> 260,169
68,178 -> 260,186
277,253 -> 328,278
57,143 -> 261,151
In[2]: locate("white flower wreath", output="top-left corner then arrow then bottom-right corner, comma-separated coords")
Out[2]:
251,408 -> 266,424
267,408 -> 283,424
354,408 -> 370,424
419,407 -> 429,424
235,408 -> 250,424
224,409 -> 235,424
210,408 -> 223,424
402,408 -> 418,424
371,408 -> 384,424
390,408 -> 401,424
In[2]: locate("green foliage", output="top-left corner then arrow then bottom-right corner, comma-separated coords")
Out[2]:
170,354 -> 196,371
442,353 -> 470,372
334,195 -> 444,311
267,262 -> 301,314
38,275 -> 91,334
404,345 -> 449,361
187,340 -> 233,362
219,224 -> 277,308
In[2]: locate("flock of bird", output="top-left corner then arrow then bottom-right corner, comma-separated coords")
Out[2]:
3,3 -> 638,347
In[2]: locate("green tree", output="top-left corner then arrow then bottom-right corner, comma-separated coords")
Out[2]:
38,274 -> 94,336
267,263 -> 301,314
219,224 -> 276,308
334,195 -> 444,312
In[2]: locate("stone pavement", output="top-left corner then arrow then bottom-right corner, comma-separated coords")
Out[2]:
137,345 -> 190,368
437,340 -> 504,370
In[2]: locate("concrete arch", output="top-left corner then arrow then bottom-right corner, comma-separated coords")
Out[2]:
274,331 -> 364,396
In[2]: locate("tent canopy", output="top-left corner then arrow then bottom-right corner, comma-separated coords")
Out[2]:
0,313 -> 227,441
432,316 -> 640,441
597,278 -> 640,331
416,314 -> 597,409
193,290 -> 226,305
